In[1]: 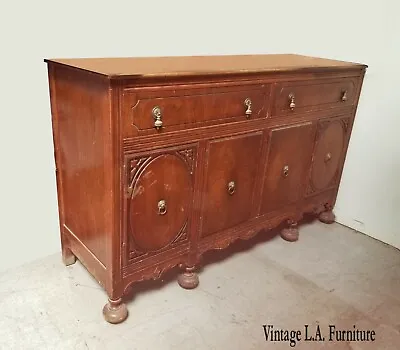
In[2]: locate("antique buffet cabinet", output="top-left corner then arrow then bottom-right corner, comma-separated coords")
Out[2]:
45,54 -> 367,323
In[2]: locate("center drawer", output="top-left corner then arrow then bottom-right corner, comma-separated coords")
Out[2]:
121,84 -> 270,136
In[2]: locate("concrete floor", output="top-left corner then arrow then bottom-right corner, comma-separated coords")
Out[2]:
0,221 -> 399,349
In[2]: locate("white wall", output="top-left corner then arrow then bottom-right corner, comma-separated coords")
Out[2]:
0,0 -> 398,272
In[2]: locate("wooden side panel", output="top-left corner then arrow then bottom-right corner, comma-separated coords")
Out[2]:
49,65 -> 111,268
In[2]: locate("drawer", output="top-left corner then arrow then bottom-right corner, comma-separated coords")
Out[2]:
272,78 -> 357,116
201,132 -> 263,237
122,84 -> 270,136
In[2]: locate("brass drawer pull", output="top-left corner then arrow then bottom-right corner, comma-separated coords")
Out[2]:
324,153 -> 332,162
228,181 -> 236,195
288,93 -> 296,110
341,90 -> 348,102
244,98 -> 252,117
157,199 -> 167,215
152,106 -> 163,129
282,165 -> 289,177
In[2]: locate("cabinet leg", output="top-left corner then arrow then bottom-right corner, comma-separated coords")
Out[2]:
62,246 -> 76,266
319,210 -> 336,224
177,265 -> 199,290
280,219 -> 299,242
103,298 -> 128,324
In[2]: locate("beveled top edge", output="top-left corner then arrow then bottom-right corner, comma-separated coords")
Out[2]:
45,54 -> 367,79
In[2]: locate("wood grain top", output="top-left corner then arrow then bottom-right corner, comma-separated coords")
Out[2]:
45,54 -> 367,79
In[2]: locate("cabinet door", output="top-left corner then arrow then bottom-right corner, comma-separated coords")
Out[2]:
260,123 -> 315,214
308,117 -> 350,194
201,133 -> 263,237
125,147 -> 195,264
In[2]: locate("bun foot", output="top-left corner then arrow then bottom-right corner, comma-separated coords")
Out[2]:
319,210 -> 335,224
103,298 -> 128,324
177,266 -> 199,289
281,227 -> 299,242
62,247 -> 76,266
280,220 -> 299,242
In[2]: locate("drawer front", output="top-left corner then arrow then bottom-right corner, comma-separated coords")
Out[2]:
260,123 -> 315,214
122,84 -> 270,136
123,145 -> 197,266
307,116 -> 351,195
272,78 -> 357,116
201,132 -> 263,237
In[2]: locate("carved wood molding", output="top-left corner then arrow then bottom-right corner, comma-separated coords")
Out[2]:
205,228 -> 260,252
341,117 -> 350,133
177,148 -> 195,174
123,260 -> 181,295
127,148 -> 195,190
195,196 -> 334,262
128,221 -> 188,262
122,109 -> 355,153
121,190 -> 335,291
127,156 -> 152,195
197,214 -> 290,258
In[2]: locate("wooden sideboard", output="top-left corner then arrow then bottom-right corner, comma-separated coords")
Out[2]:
45,54 -> 367,323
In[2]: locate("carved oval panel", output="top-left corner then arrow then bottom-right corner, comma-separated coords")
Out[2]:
129,154 -> 192,252
311,120 -> 346,191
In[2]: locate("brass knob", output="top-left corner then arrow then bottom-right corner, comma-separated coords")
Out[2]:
228,181 -> 236,195
288,93 -> 296,110
244,98 -> 252,117
152,106 -> 163,129
157,199 -> 167,215
341,90 -> 348,102
324,153 -> 332,162
282,165 -> 289,177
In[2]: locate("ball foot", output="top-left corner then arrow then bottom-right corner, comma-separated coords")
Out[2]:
177,266 -> 199,289
103,298 -> 128,324
319,210 -> 335,224
280,227 -> 299,242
